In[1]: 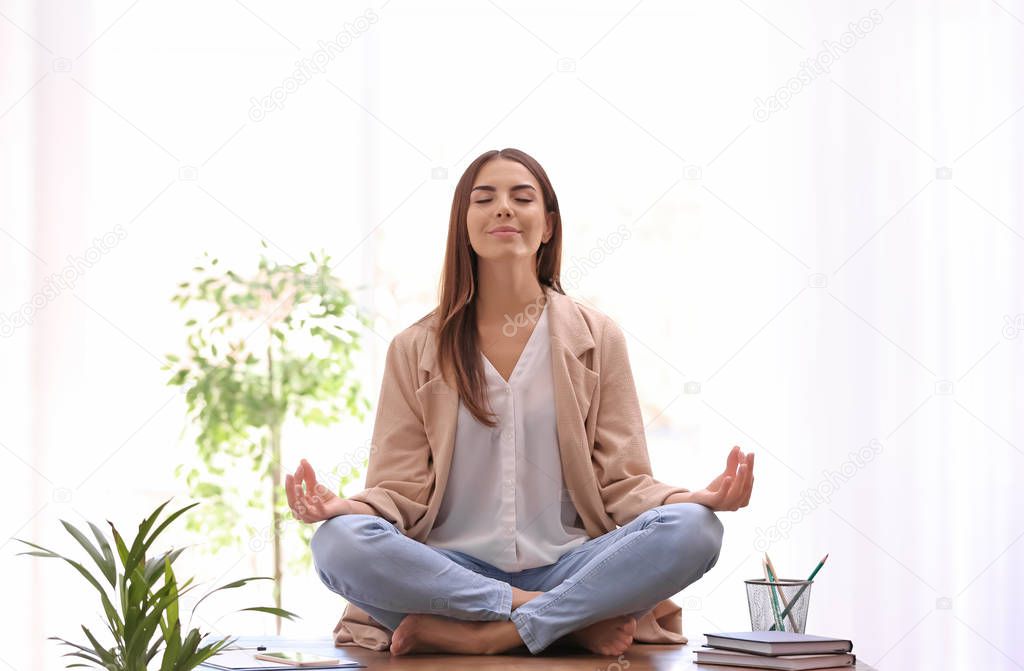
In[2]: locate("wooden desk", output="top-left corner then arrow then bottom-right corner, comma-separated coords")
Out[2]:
219,636 -> 876,670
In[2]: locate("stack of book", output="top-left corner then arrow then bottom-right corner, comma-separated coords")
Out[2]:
694,631 -> 855,670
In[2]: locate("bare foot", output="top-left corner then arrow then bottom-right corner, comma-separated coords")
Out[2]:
390,614 -> 522,656
568,615 -> 637,656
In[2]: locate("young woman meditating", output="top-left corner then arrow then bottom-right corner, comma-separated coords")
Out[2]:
287,148 -> 755,657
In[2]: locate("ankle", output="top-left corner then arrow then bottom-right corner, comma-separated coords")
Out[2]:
510,587 -> 544,609
483,621 -> 526,654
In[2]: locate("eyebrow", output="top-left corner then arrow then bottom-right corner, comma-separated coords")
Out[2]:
470,184 -> 537,194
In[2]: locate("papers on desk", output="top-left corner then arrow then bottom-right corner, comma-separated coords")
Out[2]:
198,649 -> 363,670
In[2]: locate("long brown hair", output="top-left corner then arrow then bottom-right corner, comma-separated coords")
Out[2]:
417,148 -> 564,427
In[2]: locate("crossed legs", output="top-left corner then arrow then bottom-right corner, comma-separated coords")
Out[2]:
310,502 -> 724,655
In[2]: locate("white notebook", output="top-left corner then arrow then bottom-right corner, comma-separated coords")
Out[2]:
199,649 -> 363,670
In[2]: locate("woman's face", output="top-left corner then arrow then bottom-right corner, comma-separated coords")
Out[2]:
466,158 -> 552,262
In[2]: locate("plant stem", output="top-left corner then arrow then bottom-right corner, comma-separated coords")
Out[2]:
268,339 -> 283,636
270,420 -> 283,636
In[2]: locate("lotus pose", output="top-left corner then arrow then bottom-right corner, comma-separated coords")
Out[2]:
287,148 -> 755,657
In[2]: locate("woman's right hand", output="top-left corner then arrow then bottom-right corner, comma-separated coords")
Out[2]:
285,458 -> 347,523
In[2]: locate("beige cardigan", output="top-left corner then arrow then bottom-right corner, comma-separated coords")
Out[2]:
332,285 -> 692,650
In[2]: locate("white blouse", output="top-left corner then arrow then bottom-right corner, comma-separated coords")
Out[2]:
424,301 -> 590,572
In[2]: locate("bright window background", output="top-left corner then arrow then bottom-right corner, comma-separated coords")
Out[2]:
2,1 -> 1022,669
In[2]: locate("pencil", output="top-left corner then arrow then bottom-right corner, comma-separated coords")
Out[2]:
769,553 -> 829,631
762,557 -> 785,631
764,553 -> 799,632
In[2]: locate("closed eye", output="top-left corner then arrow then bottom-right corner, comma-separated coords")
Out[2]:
474,199 -> 532,203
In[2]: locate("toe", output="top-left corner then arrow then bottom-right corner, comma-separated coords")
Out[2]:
390,622 -> 412,655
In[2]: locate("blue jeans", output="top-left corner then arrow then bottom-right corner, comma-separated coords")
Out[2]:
310,501 -> 723,654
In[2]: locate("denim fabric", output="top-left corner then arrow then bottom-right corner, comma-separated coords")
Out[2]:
311,502 -> 723,654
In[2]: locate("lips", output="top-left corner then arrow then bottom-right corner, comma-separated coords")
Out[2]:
489,226 -> 520,233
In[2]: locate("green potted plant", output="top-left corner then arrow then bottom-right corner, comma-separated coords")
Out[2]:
15,498 -> 299,671
163,244 -> 373,631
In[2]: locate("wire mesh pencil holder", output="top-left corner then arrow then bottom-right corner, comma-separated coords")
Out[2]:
744,578 -> 813,633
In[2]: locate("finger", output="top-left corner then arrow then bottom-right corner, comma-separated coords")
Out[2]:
740,455 -> 755,506
290,474 -> 304,507
293,477 -> 311,514
301,464 -> 323,503
731,446 -> 748,478
303,459 -> 319,492
741,476 -> 754,507
725,464 -> 748,510
734,464 -> 751,508
293,466 -> 307,500
727,446 -> 741,473
714,476 -> 734,506
285,474 -> 295,508
716,452 -> 737,484
295,461 -> 306,495
737,462 -> 752,503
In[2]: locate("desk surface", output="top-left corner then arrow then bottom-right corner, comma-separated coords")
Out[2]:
218,635 -> 877,671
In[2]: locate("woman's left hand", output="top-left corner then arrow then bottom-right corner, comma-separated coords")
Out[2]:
687,445 -> 755,512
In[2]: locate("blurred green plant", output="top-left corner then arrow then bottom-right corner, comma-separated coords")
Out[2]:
14,498 -> 299,671
162,243 -> 372,632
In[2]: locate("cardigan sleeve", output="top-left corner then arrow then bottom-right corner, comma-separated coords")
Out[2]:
346,334 -> 432,535
592,318 -> 690,527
